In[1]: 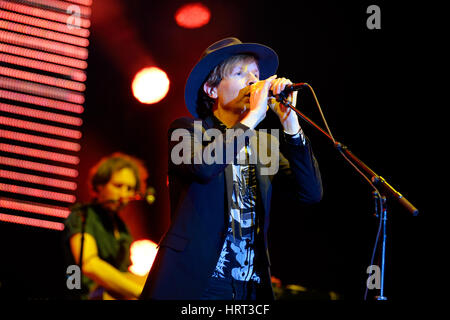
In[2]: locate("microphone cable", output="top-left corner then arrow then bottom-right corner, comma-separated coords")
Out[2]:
278,83 -> 385,300
305,83 -> 386,300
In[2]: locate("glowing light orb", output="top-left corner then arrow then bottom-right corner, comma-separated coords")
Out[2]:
175,3 -> 211,29
128,239 -> 158,276
132,67 -> 170,104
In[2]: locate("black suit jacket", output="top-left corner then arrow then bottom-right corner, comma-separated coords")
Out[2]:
140,116 -> 322,300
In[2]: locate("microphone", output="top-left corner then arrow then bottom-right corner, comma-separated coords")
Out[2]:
94,187 -> 156,212
269,82 -> 307,99
126,187 -> 156,205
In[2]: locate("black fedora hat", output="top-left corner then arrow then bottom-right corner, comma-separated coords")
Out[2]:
184,37 -> 279,118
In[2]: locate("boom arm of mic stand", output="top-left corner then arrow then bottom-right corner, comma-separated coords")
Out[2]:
335,144 -> 419,216
277,97 -> 419,216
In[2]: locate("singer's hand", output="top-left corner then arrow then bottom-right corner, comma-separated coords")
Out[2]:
241,75 -> 276,129
268,77 -> 300,135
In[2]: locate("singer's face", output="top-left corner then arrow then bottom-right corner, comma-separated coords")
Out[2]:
215,59 -> 260,114
97,167 -> 137,212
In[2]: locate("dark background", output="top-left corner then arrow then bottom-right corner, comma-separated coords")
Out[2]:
0,0 -> 436,301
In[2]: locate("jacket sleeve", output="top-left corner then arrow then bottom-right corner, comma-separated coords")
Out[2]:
168,117 -> 255,183
276,132 -> 323,204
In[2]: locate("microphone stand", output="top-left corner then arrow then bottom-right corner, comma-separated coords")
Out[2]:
275,87 -> 419,300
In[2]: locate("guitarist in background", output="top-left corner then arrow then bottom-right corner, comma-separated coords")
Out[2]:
64,152 -> 148,300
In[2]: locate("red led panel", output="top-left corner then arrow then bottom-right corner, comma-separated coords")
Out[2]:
0,103 -> 83,126
0,20 -> 89,47
0,10 -> 90,38
0,0 -> 91,230
0,66 -> 86,91
0,143 -> 80,165
0,1 -> 91,28
0,156 -> 78,178
0,89 -> 84,113
0,183 -> 76,203
0,29 -> 88,60
0,170 -> 77,190
0,53 -> 87,82
66,0 -> 93,6
0,43 -> 87,69
0,115 -> 82,139
0,198 -> 70,218
0,129 -> 81,151
21,0 -> 92,18
0,77 -> 85,104
0,213 -> 65,231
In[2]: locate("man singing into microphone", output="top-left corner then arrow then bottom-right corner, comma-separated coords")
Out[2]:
140,37 -> 322,300
64,152 -> 148,299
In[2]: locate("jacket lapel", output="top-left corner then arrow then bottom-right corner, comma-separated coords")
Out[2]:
250,132 -> 269,218
224,164 -> 233,220
205,116 -> 270,230
206,116 -> 234,228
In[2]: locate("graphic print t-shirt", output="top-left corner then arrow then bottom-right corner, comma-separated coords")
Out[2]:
211,145 -> 260,283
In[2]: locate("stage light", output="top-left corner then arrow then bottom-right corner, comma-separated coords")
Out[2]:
128,239 -> 158,276
132,67 -> 170,104
175,3 -> 211,29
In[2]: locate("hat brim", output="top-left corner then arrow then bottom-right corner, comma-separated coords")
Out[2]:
184,42 -> 279,118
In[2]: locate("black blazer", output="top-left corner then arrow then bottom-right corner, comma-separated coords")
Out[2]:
140,116 -> 322,300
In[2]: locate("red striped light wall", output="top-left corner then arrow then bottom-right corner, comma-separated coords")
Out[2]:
0,197 -> 70,218
0,0 -> 91,230
0,103 -> 83,126
0,143 -> 80,165
0,212 -> 65,230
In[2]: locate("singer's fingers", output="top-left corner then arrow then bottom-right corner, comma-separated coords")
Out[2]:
270,77 -> 293,95
249,75 -> 277,114
263,75 -> 277,93
270,77 -> 282,95
292,91 -> 298,103
248,75 -> 276,94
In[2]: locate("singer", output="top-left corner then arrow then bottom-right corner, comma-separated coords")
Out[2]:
64,152 -> 149,299
140,37 -> 322,300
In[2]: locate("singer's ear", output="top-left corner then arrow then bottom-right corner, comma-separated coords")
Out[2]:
203,82 -> 218,99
